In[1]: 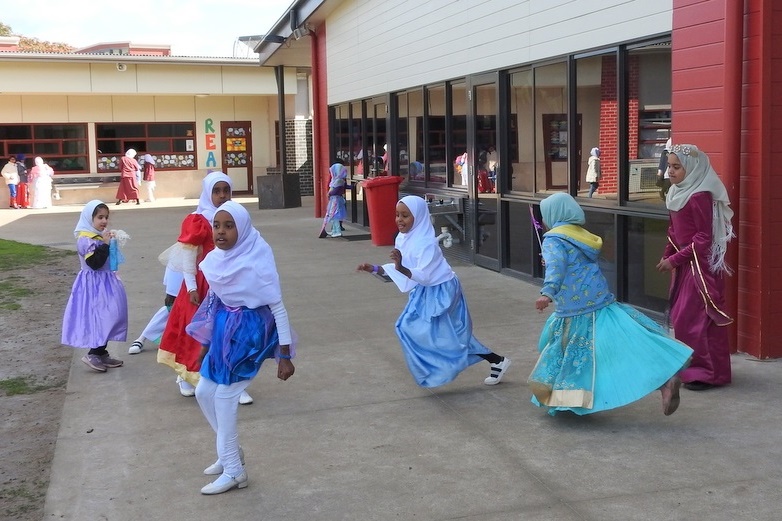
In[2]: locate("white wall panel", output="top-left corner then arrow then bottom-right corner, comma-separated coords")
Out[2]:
326,0 -> 672,103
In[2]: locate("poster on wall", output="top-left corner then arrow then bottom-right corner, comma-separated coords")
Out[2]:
186,139 -> 194,151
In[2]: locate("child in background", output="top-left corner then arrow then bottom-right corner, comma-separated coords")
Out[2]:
187,201 -> 295,495
157,172 -> 252,404
1,155 -> 20,208
529,193 -> 692,416
357,195 -> 511,388
586,147 -> 600,198
61,200 -> 128,372
142,153 -> 156,202
319,160 -> 348,238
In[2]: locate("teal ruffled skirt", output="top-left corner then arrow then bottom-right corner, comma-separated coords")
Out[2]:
529,302 -> 692,415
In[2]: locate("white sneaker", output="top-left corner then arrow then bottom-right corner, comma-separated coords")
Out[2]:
239,390 -> 253,405
128,340 -> 143,354
484,357 -> 511,385
176,376 -> 196,397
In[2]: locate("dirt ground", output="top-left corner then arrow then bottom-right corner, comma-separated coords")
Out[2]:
0,251 -> 75,520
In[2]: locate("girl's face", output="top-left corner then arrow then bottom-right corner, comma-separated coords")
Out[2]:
667,153 -> 687,185
395,202 -> 414,234
213,210 -> 238,250
211,181 -> 232,207
92,207 -> 110,231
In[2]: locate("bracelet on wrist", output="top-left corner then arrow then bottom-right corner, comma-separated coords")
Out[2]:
372,265 -> 379,274
279,354 -> 292,360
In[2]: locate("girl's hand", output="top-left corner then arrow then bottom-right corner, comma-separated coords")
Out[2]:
656,258 -> 673,272
356,263 -> 374,273
536,295 -> 552,312
188,289 -> 201,306
277,359 -> 295,381
390,248 -> 402,266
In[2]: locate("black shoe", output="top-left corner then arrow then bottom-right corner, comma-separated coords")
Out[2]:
683,381 -> 715,391
116,200 -> 122,205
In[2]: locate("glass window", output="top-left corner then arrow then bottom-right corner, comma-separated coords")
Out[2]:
584,210 -> 617,294
395,92 -> 410,185
451,81 -> 468,188
349,101 -> 364,178
577,53 -> 618,202
625,43 -> 671,208
333,104 -> 351,165
407,89 -> 424,184
505,201 -> 536,275
535,62 -> 569,194
507,69 -> 534,193
0,124 -> 88,173
425,84 -> 446,184
95,122 -> 196,172
626,215 -> 669,313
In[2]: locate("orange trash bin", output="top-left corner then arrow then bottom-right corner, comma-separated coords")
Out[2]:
361,176 -> 403,246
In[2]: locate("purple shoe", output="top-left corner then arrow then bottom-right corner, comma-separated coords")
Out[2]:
81,354 -> 107,373
100,353 -> 124,368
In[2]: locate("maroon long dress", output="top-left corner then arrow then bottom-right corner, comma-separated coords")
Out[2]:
115,156 -> 140,201
663,191 -> 732,386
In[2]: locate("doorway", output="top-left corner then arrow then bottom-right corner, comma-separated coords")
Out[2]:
220,121 -> 253,193
469,76 -> 500,270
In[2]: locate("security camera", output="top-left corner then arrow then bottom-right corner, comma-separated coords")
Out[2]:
116,63 -> 127,72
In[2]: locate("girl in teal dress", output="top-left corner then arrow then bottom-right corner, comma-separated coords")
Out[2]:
529,193 -> 692,416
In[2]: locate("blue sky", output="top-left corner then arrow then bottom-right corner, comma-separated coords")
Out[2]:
0,0 -> 293,57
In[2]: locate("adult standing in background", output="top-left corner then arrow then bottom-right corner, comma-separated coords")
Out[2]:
30,157 -> 54,209
116,149 -> 141,205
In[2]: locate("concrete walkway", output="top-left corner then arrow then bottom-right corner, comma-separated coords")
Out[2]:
1,197 -> 780,521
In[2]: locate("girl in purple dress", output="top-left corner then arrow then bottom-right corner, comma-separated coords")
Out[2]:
657,145 -> 735,390
61,200 -> 128,372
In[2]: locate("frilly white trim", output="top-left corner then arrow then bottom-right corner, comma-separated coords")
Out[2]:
110,229 -> 131,247
158,242 -> 199,275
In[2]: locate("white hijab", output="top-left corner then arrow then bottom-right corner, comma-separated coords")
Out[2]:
666,144 -> 734,274
383,195 -> 453,291
199,201 -> 281,309
73,200 -> 105,238
194,171 -> 233,222
125,149 -> 137,158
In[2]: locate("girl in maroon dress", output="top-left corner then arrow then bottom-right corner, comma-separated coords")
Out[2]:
656,144 -> 735,390
115,149 -> 141,205
158,172 -> 248,400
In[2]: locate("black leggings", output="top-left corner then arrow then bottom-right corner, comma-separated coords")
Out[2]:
88,345 -> 108,356
477,352 -> 503,364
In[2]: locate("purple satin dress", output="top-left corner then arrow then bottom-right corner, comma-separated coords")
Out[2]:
664,192 -> 732,386
61,235 -> 128,348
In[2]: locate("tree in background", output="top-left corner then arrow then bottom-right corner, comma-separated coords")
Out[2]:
0,21 -> 75,52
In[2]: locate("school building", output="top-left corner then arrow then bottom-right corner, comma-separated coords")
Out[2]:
0,37 -> 313,205
253,0 -> 780,359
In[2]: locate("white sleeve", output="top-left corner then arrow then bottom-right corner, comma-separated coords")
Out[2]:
268,300 -> 292,346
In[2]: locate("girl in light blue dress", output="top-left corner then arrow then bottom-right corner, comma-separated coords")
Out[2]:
357,195 -> 511,388
529,193 -> 692,416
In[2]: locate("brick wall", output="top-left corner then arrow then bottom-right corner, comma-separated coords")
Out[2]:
284,119 -> 314,196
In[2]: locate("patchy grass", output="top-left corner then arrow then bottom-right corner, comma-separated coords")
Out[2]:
1,483 -> 46,518
0,239 -> 72,271
0,275 -> 33,310
0,376 -> 64,396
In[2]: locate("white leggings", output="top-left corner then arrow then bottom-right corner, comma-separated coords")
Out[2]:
195,376 -> 251,477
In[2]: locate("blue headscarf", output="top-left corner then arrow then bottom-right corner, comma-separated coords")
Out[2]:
540,192 -> 585,229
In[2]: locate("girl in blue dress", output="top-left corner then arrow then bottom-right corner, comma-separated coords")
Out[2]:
357,195 -> 511,388
186,201 -> 295,495
529,193 -> 692,416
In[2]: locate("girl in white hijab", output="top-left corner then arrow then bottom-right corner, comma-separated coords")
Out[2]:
657,144 -> 734,390
30,157 -> 54,209
357,195 -> 511,387
186,201 -> 295,495
159,172 -> 257,402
